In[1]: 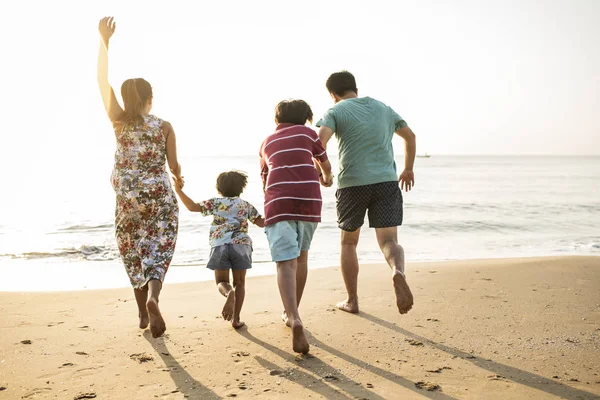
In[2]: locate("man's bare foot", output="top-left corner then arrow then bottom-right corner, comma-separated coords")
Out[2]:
222,290 -> 235,321
146,298 -> 166,338
139,311 -> 149,329
337,299 -> 359,313
393,271 -> 414,314
232,319 -> 246,329
291,321 -> 310,354
281,311 -> 291,327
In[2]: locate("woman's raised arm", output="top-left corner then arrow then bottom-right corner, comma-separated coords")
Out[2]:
97,17 -> 123,122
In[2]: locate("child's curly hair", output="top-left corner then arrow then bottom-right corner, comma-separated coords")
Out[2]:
216,171 -> 248,197
274,99 -> 313,125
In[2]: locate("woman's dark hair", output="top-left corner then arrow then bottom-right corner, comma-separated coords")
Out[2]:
326,71 -> 357,97
274,99 -> 313,125
216,171 -> 248,197
117,78 -> 153,125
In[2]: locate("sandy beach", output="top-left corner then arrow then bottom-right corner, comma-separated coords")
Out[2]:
1,256 -> 599,399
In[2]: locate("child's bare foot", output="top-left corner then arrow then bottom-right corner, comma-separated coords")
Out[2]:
281,311 -> 291,327
232,318 -> 246,329
337,299 -> 359,313
139,311 -> 149,329
393,271 -> 413,314
146,298 -> 166,338
222,290 -> 235,321
291,320 -> 310,354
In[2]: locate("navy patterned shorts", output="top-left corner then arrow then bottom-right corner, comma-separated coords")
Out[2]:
336,181 -> 403,232
207,244 -> 253,270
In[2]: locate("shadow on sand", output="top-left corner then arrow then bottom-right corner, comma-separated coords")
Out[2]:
238,328 -> 457,399
143,331 -> 221,400
358,311 -> 599,400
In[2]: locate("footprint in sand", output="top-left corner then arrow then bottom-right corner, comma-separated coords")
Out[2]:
20,340 -> 32,345
74,393 -> 97,399
130,353 -> 154,363
405,339 -> 424,346
415,381 -> 441,391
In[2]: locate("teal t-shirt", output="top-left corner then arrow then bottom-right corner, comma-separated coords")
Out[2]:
316,97 -> 407,189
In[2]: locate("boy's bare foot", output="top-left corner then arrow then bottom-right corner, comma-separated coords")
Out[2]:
393,271 -> 413,314
337,299 -> 359,313
232,319 -> 246,329
139,311 -> 149,329
291,321 -> 310,354
146,298 -> 166,338
222,290 -> 235,321
281,311 -> 291,327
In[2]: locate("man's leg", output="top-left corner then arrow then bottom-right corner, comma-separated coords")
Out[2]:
277,258 -> 310,354
337,228 -> 361,313
375,227 -> 413,314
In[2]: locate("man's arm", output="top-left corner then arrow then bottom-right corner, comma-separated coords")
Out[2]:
317,126 -> 334,150
395,126 -> 416,191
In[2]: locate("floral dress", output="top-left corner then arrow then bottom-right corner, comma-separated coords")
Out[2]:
111,115 -> 179,289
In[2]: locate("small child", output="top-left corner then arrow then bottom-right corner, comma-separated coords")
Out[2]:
173,171 -> 264,329
259,99 -> 333,354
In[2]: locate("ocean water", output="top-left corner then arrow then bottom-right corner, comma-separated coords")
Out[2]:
1,155 -> 599,291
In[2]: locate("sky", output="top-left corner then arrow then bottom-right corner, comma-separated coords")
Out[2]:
0,0 -> 598,183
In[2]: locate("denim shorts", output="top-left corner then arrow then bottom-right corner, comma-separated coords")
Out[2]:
264,220 -> 318,262
206,244 -> 253,270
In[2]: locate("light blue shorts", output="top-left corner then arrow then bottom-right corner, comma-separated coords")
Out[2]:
264,220 -> 318,262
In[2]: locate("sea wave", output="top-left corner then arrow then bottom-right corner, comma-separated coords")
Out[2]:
1,245 -> 118,261
57,223 -> 113,233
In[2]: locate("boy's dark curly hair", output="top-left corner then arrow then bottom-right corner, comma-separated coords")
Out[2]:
216,171 -> 248,197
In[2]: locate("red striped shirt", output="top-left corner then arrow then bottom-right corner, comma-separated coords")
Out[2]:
259,124 -> 329,226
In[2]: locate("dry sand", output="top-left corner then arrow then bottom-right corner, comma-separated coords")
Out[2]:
1,256 -> 599,399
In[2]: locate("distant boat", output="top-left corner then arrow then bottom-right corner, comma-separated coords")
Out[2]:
417,153 -> 431,158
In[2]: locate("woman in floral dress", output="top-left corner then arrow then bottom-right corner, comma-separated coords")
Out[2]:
97,17 -> 182,338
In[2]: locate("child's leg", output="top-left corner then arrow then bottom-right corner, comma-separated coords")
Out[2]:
231,270 -> 246,329
277,258 -> 309,354
146,279 -> 166,338
282,250 -> 309,327
215,270 -> 235,321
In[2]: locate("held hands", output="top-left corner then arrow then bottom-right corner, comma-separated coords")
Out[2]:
399,169 -> 415,192
172,176 -> 185,192
98,17 -> 116,45
320,173 -> 334,188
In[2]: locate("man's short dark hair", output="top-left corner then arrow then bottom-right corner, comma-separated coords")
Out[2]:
326,71 -> 357,97
216,171 -> 247,197
275,99 -> 313,125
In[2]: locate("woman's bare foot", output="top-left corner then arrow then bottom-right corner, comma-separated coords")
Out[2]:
281,311 -> 291,327
291,321 -> 310,354
337,299 -> 359,313
222,290 -> 235,321
139,311 -> 149,329
393,271 -> 413,314
146,298 -> 166,338
232,319 -> 246,329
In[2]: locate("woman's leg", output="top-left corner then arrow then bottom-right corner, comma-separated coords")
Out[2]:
231,270 -> 246,329
134,286 -> 149,328
277,258 -> 309,354
146,279 -> 166,338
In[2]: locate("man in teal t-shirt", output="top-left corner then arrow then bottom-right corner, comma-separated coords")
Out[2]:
316,70 -> 416,316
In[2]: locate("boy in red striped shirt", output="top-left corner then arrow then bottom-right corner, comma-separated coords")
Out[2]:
259,99 -> 333,354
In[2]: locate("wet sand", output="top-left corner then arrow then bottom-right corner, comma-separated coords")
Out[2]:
1,256 -> 599,399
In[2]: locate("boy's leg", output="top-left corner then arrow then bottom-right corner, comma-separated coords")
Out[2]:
277,258 -> 309,354
282,250 -> 308,327
146,279 -> 166,338
214,269 -> 235,321
231,270 -> 246,329
338,229 -> 361,313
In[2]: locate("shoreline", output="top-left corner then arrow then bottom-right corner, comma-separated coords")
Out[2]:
1,256 -> 599,399
1,253 -> 598,293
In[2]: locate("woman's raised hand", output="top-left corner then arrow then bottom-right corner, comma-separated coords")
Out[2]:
98,17 -> 116,45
